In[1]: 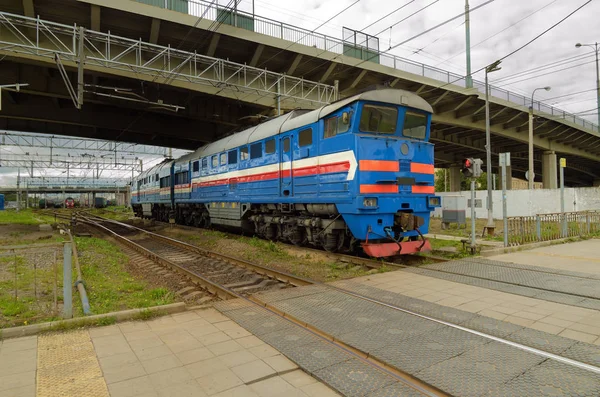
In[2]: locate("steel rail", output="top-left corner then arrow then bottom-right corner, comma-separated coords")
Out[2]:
77,214 -> 447,396
145,220 -> 447,270
80,213 -> 600,375
80,216 -> 237,301
324,283 -> 600,375
83,216 -> 313,288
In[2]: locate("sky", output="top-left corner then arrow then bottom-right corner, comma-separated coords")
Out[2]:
2,0 -> 599,186
236,0 -> 599,115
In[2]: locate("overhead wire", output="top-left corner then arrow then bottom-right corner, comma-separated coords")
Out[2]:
116,0 -> 237,139
545,88 -> 598,102
495,59 -> 596,88
414,20 -> 465,53
491,52 -> 595,84
256,0 -> 362,68
296,0 -> 446,80
251,0 -> 346,35
434,0 -> 559,68
328,0 -> 494,81
360,0 -> 418,32
418,0 -> 593,96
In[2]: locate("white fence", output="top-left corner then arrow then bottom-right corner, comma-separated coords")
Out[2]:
433,187 -> 600,219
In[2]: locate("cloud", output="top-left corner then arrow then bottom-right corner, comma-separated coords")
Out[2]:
256,0 -> 599,119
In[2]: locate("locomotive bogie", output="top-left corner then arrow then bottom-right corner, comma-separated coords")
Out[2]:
131,89 -> 441,257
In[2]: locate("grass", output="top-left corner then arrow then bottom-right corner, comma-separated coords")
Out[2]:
0,236 -> 177,328
429,217 -> 504,240
0,209 -> 56,225
74,237 -> 176,316
427,238 -> 473,259
162,228 -> 381,282
88,207 -> 133,221
0,254 -> 56,327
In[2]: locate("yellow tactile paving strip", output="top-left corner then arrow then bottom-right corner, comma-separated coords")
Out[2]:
37,330 -> 109,397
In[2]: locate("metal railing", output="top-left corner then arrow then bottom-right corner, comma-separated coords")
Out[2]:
0,12 -> 336,109
507,210 -> 600,245
135,0 -> 600,133
22,178 -> 130,189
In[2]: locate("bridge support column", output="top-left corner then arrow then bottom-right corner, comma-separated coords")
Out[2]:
542,151 -> 558,189
449,165 -> 462,191
498,166 -> 512,190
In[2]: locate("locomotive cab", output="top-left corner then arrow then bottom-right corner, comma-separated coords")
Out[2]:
333,92 -> 441,257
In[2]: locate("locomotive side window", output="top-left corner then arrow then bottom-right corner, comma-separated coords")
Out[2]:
212,155 -> 218,168
324,117 -> 337,138
299,128 -> 312,146
240,147 -> 249,161
359,104 -> 398,134
220,153 -> 227,166
228,150 -> 238,164
403,112 -> 427,139
265,139 -> 275,154
202,158 -> 208,169
250,143 -> 262,159
155,174 -> 159,182
324,115 -> 349,138
193,161 -> 200,172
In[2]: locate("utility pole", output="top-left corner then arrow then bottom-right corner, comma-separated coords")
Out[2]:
16,168 -> 21,212
528,87 -> 551,190
560,158 -> 566,237
465,0 -> 473,88
576,42 -> 600,132
485,60 -> 502,235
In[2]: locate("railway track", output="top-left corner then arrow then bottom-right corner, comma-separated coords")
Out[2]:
141,219 -> 448,271
74,213 -> 600,396
76,213 -> 311,300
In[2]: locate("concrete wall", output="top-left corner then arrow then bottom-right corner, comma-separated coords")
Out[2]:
433,187 -> 600,219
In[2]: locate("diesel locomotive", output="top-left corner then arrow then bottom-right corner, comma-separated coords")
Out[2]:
132,89 -> 440,257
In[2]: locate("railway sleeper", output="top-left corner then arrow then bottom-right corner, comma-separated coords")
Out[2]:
233,279 -> 280,292
224,275 -> 263,289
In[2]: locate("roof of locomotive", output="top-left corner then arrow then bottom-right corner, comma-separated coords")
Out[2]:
137,158 -> 173,181
190,89 -> 433,161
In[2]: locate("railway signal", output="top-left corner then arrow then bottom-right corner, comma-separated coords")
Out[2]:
461,158 -> 483,178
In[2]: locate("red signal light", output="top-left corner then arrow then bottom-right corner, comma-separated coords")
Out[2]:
464,159 -> 472,168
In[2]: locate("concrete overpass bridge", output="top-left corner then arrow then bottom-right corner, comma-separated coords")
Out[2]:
0,0 -> 599,186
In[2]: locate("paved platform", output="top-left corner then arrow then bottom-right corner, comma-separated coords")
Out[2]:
358,264 -> 600,344
492,240 -> 600,276
0,308 -> 340,397
225,282 -> 600,396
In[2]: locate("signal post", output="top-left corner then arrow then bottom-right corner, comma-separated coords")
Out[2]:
462,158 -> 483,253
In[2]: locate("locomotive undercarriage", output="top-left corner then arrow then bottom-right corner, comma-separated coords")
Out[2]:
134,202 -> 425,255
170,202 -> 357,253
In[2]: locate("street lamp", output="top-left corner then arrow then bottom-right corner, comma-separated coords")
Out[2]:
575,42 -> 600,132
485,60 -> 501,235
528,86 -> 551,190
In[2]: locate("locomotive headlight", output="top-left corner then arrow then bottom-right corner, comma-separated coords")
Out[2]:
363,198 -> 378,207
428,196 -> 441,207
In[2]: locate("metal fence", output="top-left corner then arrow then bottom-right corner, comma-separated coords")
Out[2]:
507,211 -> 600,245
0,248 -> 63,328
134,0 -> 600,133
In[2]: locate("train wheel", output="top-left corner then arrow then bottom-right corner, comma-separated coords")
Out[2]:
323,233 -> 339,253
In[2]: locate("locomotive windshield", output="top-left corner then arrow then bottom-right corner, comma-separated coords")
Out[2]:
359,104 -> 398,134
403,111 -> 427,139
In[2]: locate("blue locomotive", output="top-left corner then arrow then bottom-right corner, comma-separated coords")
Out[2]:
132,89 -> 440,257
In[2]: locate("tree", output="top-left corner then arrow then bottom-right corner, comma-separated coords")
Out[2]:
435,169 -> 489,192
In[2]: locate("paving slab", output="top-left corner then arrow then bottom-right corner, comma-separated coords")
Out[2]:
1,307 -> 339,397
237,279 -> 600,397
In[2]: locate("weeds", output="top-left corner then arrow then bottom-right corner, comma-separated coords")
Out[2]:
95,316 -> 117,326
134,309 -> 164,321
